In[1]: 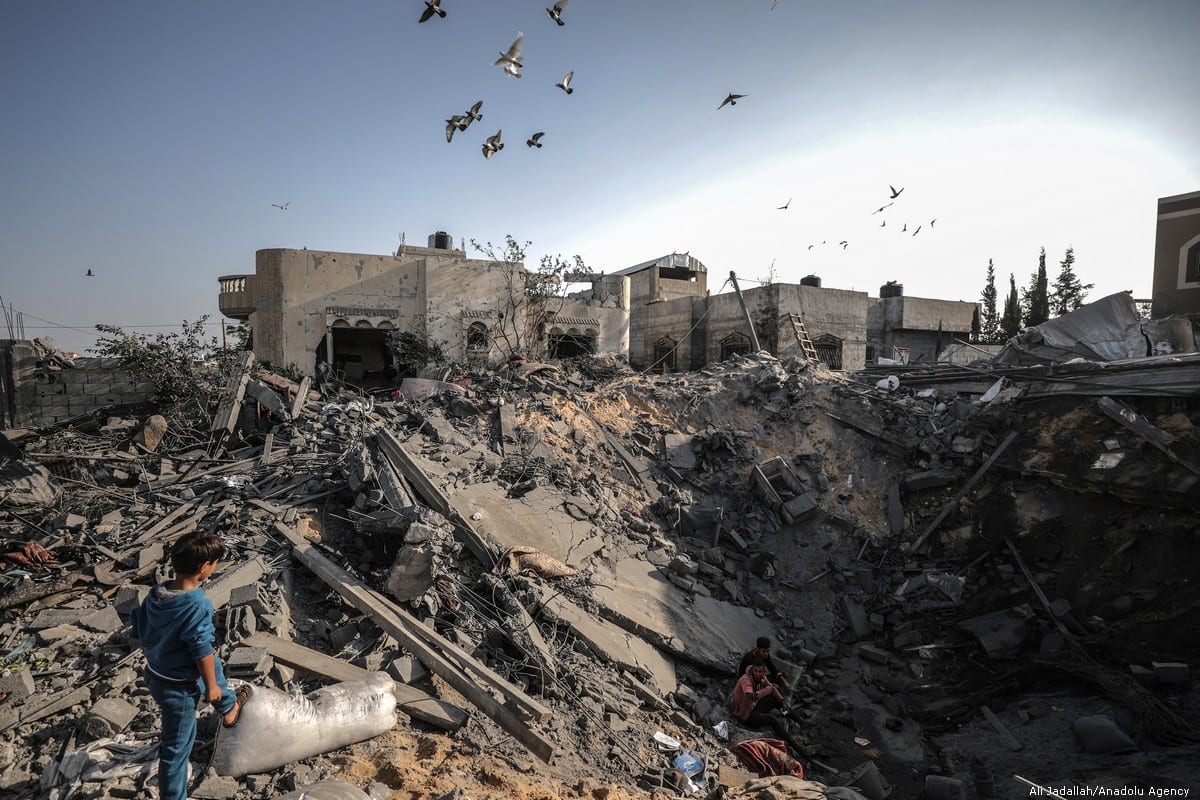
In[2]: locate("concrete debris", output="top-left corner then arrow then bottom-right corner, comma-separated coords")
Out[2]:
0,348 -> 1196,798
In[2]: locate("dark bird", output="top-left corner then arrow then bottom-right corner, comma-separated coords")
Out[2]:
555,71 -> 574,94
418,0 -> 445,23
880,220 -> 886,227
494,32 -> 524,78
445,115 -> 467,142
901,223 -> 907,232
718,92 -> 747,109
482,130 -> 504,159
464,100 -> 483,126
888,184 -> 904,199
839,241 -> 849,250
272,202 -> 289,211
912,225 -> 922,236
526,131 -> 545,148
872,202 -> 893,215
86,268 -> 94,277
546,0 -> 569,26
807,245 -> 814,250
777,197 -> 791,210
930,218 -> 937,227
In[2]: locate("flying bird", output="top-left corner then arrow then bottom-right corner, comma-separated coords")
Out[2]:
445,115 -> 467,142
888,184 -> 904,199
272,202 -> 289,211
482,130 -> 504,159
464,100 -> 483,126
880,220 -> 886,227
777,197 -> 791,210
839,241 -> 849,250
418,0 -> 445,23
807,245 -> 814,250
494,32 -> 524,78
546,0 -> 569,26
912,225 -> 922,236
930,218 -> 937,227
872,202 -> 893,215
901,223 -> 907,232
556,71 -> 574,94
772,0 -> 780,8
526,131 -> 545,148
718,92 -> 747,109
86,268 -> 94,277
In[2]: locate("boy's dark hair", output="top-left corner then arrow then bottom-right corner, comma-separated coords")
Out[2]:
170,532 -> 225,576
747,655 -> 767,668
756,636 -> 771,650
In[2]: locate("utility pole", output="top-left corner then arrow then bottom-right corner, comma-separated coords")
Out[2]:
728,271 -> 761,352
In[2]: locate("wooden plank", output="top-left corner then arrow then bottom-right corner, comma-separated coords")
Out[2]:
210,352 -> 256,434
909,430 -> 1019,552
376,458 -> 417,511
242,632 -> 467,731
375,429 -> 497,569
260,431 -> 276,466
274,523 -> 557,763
290,376 -> 312,419
1097,396 -> 1200,478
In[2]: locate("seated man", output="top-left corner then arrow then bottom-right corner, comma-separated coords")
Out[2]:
728,656 -> 801,753
738,637 -> 792,696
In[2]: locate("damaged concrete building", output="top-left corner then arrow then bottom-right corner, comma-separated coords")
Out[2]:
1151,188 -> 1200,317
217,232 -> 630,384
218,238 -> 978,382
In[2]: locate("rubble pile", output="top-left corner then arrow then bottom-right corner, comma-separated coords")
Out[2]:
1,345 -> 1198,799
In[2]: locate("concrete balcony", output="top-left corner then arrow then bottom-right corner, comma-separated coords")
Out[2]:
218,274 -> 254,320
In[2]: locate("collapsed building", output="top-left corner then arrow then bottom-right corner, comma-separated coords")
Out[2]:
1,282 -> 1199,799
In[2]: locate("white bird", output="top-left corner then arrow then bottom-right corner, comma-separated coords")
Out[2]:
494,32 -> 524,78
526,131 -> 545,148
546,0 -> 569,26
482,130 -> 504,159
556,70 -> 574,94
418,0 -> 445,23
272,202 -> 289,211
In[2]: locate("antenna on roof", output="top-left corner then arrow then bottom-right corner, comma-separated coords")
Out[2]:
396,232 -> 406,258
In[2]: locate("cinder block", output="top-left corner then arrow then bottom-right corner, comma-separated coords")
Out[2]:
84,697 -> 139,738
225,647 -> 273,675
0,668 -> 35,703
1152,661 -> 1191,688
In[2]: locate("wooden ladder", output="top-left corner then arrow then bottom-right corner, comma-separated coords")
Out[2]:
787,313 -> 820,363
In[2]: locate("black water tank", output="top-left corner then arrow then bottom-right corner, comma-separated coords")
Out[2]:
880,281 -> 904,298
428,230 -> 453,250
800,274 -> 821,287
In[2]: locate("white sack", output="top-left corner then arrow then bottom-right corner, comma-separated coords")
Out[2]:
212,672 -> 396,777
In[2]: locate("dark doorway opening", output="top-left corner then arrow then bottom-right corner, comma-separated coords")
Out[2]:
653,336 -> 677,372
548,329 -> 596,359
316,326 -> 395,388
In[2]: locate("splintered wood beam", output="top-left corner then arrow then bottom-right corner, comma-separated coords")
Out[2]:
274,522 -> 557,764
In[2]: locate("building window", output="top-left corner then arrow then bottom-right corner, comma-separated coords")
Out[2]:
814,333 -> 844,370
653,336 -> 677,371
1187,242 -> 1200,284
865,344 -> 876,364
466,321 -> 490,352
548,328 -> 596,358
720,332 -> 752,361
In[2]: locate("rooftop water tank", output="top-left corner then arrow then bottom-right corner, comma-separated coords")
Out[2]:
880,281 -> 904,298
427,231 -> 454,250
800,274 -> 822,287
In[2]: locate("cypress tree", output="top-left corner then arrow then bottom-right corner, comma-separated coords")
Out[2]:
1050,246 -> 1093,315
980,259 -> 999,343
1001,273 -> 1023,341
1021,248 -> 1050,327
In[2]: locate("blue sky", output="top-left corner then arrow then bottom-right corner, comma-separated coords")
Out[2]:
2,0 -> 1198,353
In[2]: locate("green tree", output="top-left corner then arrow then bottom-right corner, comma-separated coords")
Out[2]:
1021,247 -> 1050,327
979,258 -> 999,343
1000,273 -> 1023,341
1050,246 -> 1093,315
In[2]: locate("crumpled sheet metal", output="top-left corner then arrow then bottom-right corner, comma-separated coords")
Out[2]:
494,546 -> 577,578
211,673 -> 397,777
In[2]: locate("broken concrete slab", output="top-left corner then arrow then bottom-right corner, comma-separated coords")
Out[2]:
662,434 -> 697,470
83,696 -> 139,739
588,557 -> 764,674
1072,714 -> 1137,754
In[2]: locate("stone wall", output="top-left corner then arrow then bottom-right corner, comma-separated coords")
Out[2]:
0,341 -> 154,429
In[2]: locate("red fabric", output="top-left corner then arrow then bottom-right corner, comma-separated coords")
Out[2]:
733,738 -> 805,779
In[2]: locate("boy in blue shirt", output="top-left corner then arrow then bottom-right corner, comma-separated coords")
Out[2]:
130,532 -> 248,800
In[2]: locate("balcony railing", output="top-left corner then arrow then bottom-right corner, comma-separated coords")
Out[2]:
218,274 -> 254,319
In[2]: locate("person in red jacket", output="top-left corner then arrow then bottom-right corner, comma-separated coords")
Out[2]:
728,657 -> 801,752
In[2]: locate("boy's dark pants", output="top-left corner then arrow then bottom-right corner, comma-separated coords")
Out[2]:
146,660 -> 235,800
